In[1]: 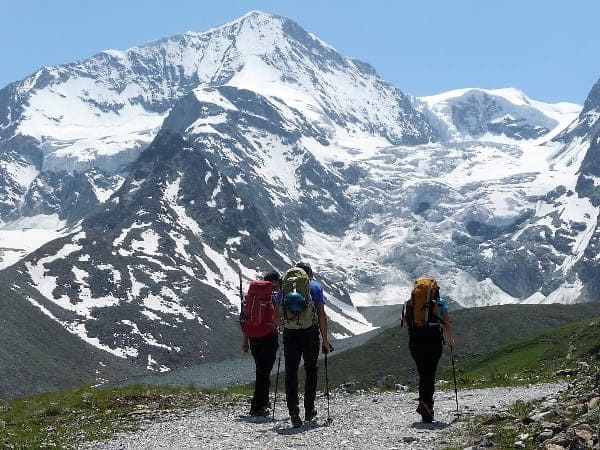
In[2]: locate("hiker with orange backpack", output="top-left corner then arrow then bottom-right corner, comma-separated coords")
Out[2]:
402,277 -> 455,423
240,270 -> 282,417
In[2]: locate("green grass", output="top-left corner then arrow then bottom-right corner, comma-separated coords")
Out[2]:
438,316 -> 600,389
439,340 -> 566,388
0,383 -> 252,448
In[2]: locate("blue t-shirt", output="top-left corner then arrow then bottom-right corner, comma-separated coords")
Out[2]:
436,297 -> 448,319
275,280 -> 326,305
308,280 -> 326,304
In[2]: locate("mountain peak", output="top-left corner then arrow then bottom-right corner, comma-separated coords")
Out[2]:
181,10 -> 287,38
415,87 -> 580,142
0,8 -> 433,177
234,9 -> 285,23
422,87 -> 531,107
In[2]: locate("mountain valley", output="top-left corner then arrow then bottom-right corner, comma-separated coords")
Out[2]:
0,11 -> 598,382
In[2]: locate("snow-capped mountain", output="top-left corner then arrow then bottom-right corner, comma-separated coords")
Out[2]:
546,77 -> 600,300
0,10 -> 433,198
0,11 -> 598,372
414,87 -> 580,142
2,11 -> 431,369
0,10 -> 433,268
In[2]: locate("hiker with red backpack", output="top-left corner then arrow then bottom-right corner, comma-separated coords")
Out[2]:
275,261 -> 333,428
240,270 -> 282,417
402,277 -> 455,423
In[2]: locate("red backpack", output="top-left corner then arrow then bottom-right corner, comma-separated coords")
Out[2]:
240,280 -> 276,338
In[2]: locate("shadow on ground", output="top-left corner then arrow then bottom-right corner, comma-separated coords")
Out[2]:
411,420 -> 449,430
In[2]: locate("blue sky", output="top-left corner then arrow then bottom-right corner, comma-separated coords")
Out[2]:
1,0 -> 598,104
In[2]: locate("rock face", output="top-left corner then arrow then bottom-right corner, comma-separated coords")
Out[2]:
0,11 -> 599,372
549,77 -> 600,302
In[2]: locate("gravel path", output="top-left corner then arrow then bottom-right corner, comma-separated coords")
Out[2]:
87,383 -> 565,449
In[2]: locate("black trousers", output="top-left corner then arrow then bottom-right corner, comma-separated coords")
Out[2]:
409,326 -> 443,408
249,332 -> 279,411
283,325 -> 320,417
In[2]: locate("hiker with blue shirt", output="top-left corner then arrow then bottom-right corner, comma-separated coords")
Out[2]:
275,261 -> 333,428
402,277 -> 455,423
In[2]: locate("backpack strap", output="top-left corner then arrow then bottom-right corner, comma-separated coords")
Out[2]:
424,281 -> 432,324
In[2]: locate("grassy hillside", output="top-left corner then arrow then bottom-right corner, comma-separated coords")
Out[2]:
319,303 -> 600,389
438,315 -> 600,388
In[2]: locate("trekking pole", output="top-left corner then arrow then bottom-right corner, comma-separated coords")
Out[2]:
324,348 -> 333,425
238,270 -> 244,319
450,345 -> 459,416
272,330 -> 283,422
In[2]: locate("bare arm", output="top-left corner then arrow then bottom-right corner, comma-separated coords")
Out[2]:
317,302 -> 332,353
442,310 -> 455,349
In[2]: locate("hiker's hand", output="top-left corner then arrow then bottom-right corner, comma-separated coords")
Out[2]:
448,337 -> 455,349
321,341 -> 333,354
242,343 -> 249,353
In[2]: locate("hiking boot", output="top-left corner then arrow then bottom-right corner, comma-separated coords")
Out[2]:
416,401 -> 433,423
426,401 -> 434,421
305,408 -> 318,421
249,407 -> 270,417
290,415 -> 303,428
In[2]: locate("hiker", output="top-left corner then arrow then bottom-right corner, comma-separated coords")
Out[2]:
276,261 -> 333,428
241,270 -> 282,417
402,277 -> 455,423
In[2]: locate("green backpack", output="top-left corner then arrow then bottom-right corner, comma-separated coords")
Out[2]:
281,267 -> 316,329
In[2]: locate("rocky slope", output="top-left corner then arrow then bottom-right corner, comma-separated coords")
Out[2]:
461,364 -> 599,449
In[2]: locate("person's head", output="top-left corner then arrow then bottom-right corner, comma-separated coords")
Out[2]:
263,270 -> 281,291
295,261 -> 313,278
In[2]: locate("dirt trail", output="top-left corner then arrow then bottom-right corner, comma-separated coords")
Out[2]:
85,383 -> 564,449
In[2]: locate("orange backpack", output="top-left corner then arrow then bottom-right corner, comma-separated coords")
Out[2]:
402,277 -> 441,328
